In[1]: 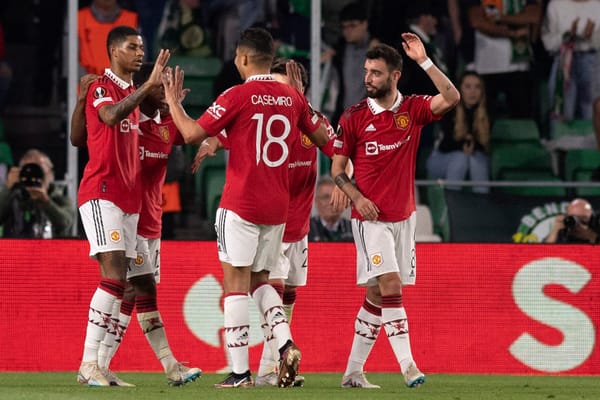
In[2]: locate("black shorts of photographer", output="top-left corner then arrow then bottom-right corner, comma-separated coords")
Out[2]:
544,198 -> 600,244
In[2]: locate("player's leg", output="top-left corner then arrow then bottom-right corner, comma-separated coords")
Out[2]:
250,225 -> 300,388
341,285 -> 382,389
214,208 -> 255,388
77,200 -> 135,386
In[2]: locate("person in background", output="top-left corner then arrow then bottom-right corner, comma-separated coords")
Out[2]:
78,0 -> 139,76
71,62 -> 201,386
70,25 -> 169,387
541,0 -> 600,122
0,149 -> 74,238
308,175 -> 354,242
544,198 -> 599,244
331,38 -> 459,389
162,27 -> 330,388
329,1 -> 380,126
426,70 -> 490,193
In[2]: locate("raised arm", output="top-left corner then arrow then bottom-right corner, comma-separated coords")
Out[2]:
70,74 -> 97,147
98,49 -> 170,126
401,33 -> 460,116
162,66 -> 209,145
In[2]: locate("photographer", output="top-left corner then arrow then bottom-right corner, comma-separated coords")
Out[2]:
544,198 -> 599,244
0,149 -> 74,238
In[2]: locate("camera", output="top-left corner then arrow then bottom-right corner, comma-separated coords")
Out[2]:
18,163 -> 44,188
563,212 -> 600,234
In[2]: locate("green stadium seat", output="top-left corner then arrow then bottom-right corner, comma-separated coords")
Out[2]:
491,142 -> 553,180
182,78 -> 215,109
564,149 -> 600,196
491,118 -> 540,143
169,55 -> 222,79
551,119 -> 593,139
496,170 -> 566,196
0,142 -> 14,166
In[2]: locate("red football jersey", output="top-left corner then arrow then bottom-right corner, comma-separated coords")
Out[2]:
335,94 -> 441,222
78,69 -> 142,213
283,113 -> 335,242
198,75 -> 321,225
137,113 -> 184,239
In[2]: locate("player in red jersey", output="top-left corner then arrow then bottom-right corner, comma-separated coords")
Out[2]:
72,62 -> 201,386
70,25 -> 170,387
162,27 -> 330,388
331,35 -> 460,389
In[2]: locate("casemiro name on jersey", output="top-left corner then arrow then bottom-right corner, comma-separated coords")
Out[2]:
251,94 -> 293,107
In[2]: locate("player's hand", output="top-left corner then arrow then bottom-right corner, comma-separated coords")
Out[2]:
330,185 -> 350,213
78,74 -> 97,102
401,32 -> 427,64
286,60 -> 304,92
148,49 -> 171,88
354,195 -> 380,221
191,138 -> 219,173
162,66 -> 184,106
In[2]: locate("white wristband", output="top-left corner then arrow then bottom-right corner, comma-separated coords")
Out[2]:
419,58 -> 434,71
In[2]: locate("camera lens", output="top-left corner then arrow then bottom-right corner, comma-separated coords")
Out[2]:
563,215 -> 577,229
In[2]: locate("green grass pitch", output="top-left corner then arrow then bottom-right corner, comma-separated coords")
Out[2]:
0,373 -> 599,400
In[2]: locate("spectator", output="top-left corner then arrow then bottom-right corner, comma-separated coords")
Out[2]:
0,149 -> 74,238
134,0 -> 168,58
426,70 -> 491,193
0,22 -> 12,111
78,0 -> 139,76
329,1 -> 380,126
544,198 -> 599,244
308,175 -> 353,242
541,0 -> 600,122
467,0 -> 541,119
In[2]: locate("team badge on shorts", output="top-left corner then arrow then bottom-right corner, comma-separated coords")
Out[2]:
109,229 -> 121,243
135,254 -> 144,266
394,112 -> 410,129
370,252 -> 383,267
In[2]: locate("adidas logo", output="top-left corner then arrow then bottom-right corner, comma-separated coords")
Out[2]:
365,124 -> 376,132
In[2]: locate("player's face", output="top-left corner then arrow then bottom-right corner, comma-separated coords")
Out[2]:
364,58 -> 394,99
113,35 -> 145,73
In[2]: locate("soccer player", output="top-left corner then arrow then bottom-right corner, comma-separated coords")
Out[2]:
71,62 -> 201,386
331,36 -> 460,389
162,27 -> 330,388
71,25 -> 170,387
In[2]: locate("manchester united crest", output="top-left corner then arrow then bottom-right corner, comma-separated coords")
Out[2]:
394,113 -> 410,129
109,230 -> 121,243
371,253 -> 383,267
301,134 -> 313,148
159,126 -> 170,142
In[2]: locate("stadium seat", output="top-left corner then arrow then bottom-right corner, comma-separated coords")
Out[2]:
551,119 -> 593,139
425,185 -> 449,241
491,142 -> 553,180
564,149 -> 600,196
182,78 -> 215,110
495,170 -> 566,196
204,168 -> 226,222
491,118 -> 540,144
169,55 -> 222,79
0,141 -> 14,166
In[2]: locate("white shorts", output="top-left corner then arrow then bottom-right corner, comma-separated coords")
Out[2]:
128,236 -> 161,283
352,212 -> 417,287
215,208 -> 284,272
268,236 -> 308,286
79,199 -> 139,259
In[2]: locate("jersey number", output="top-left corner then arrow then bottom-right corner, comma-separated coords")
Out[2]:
252,113 -> 291,167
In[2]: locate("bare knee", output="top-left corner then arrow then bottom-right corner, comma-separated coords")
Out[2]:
377,273 -> 403,296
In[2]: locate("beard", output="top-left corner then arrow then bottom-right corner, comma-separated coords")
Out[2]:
365,77 -> 393,99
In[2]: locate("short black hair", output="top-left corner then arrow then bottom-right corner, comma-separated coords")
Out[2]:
133,62 -> 155,87
366,43 -> 403,73
106,25 -> 141,59
270,58 -> 309,92
340,2 -> 367,22
237,27 -> 275,67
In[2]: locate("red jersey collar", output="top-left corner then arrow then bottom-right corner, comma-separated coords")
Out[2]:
245,74 -> 275,82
